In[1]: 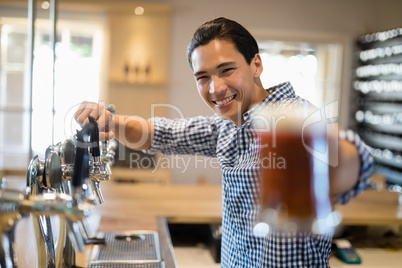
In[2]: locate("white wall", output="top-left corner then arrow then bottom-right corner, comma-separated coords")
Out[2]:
148,0 -> 402,184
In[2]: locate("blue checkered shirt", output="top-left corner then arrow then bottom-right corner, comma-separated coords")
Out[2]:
147,82 -> 373,267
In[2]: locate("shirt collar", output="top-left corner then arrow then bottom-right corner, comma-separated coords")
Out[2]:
243,81 -> 296,123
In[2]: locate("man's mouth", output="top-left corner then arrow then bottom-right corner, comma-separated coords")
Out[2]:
213,95 -> 236,106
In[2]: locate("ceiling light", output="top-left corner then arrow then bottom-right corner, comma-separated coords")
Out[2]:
41,1 -> 50,10
134,6 -> 144,15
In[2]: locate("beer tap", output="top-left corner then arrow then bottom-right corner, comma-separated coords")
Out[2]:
100,139 -> 116,177
60,137 -> 94,241
24,124 -> 96,268
54,139 -> 77,268
53,119 -> 109,256
42,138 -> 88,268
100,104 -> 116,175
53,123 -> 102,268
87,116 -> 109,204
26,148 -> 62,268
1,116 -> 109,268
66,124 -> 94,255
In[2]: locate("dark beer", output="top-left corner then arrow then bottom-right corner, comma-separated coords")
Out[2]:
258,125 -> 333,233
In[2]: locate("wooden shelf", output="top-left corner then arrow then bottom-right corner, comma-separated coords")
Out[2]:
109,80 -> 165,89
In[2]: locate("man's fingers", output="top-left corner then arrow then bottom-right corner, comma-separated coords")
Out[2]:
74,102 -> 96,124
74,102 -> 105,126
74,102 -> 116,142
96,105 -> 114,133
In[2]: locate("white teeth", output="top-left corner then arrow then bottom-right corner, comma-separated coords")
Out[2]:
215,95 -> 235,105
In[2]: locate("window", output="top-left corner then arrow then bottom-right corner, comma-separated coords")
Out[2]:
258,40 -> 343,109
0,21 -> 30,169
0,17 -> 105,169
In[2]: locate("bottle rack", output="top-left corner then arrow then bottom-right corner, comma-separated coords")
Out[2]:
351,28 -> 402,187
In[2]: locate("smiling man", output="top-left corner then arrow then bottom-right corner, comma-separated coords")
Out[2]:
190,38 -> 268,126
75,17 -> 373,267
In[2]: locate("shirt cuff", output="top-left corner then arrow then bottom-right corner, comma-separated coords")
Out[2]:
142,117 -> 162,154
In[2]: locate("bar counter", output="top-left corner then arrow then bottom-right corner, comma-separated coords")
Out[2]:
90,180 -> 402,226
76,179 -> 402,266
75,182 -> 222,267
5,176 -> 402,267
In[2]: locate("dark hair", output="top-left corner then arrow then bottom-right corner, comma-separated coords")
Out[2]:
187,17 -> 259,69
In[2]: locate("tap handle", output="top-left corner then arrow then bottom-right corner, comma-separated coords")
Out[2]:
73,138 -> 83,189
88,115 -> 100,158
73,126 -> 92,188
73,147 -> 89,189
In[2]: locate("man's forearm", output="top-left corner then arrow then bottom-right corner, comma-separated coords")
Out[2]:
113,115 -> 154,151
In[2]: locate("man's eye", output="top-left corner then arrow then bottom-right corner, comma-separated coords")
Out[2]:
197,76 -> 208,81
222,68 -> 235,74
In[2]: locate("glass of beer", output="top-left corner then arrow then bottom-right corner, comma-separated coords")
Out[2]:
253,103 -> 339,235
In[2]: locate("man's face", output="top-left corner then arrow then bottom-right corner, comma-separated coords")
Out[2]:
191,39 -> 264,126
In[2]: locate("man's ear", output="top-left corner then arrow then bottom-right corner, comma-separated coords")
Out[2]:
253,54 -> 263,77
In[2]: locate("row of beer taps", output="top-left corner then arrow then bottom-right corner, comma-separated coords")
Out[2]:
0,115 -> 116,268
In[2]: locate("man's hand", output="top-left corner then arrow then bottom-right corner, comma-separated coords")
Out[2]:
74,101 -> 115,141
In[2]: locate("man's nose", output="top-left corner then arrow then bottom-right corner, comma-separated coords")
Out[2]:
209,76 -> 226,95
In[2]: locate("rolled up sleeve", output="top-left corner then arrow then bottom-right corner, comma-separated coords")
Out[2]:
336,130 -> 374,204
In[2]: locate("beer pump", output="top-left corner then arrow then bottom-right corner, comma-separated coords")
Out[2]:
23,121 -> 99,268
87,116 -> 109,204
0,113 -> 116,268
